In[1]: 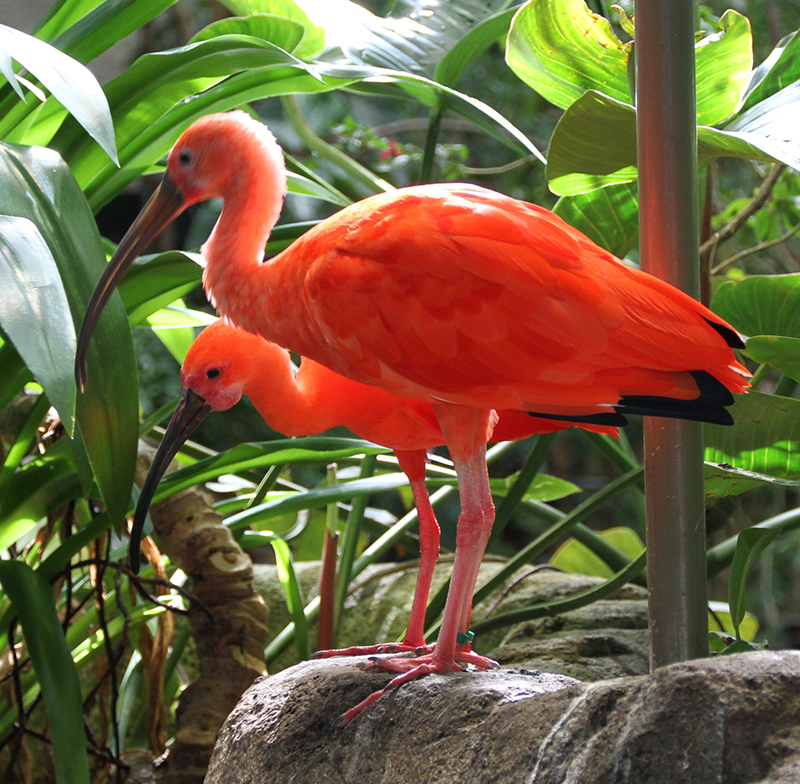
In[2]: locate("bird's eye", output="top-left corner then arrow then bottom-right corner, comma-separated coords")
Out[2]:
207,368 -> 221,380
178,150 -> 193,166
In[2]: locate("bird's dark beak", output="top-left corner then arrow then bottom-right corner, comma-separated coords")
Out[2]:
75,173 -> 186,393
131,386 -> 211,573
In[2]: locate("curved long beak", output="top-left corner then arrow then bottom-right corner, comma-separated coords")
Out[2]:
75,174 -> 186,393
131,387 -> 212,573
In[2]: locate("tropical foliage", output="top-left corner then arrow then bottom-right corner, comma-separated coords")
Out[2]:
0,0 -> 799,779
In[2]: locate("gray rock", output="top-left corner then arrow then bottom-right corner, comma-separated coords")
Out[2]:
206,650 -> 800,784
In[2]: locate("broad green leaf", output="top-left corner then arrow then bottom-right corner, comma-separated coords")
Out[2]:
0,450 -> 81,548
551,526 -> 644,579
191,15 -> 309,57
742,31 -> 800,112
0,215 -> 76,433
490,472 -> 579,503
546,91 -> 793,195
712,273 -> 800,338
704,461 -> 800,499
708,601 -> 759,641
435,8 -> 516,87
506,0 -> 631,110
694,11 -> 753,126
705,390 -> 800,479
0,24 -> 116,163
221,0 -> 325,58
0,561 -> 89,784
147,437 -> 389,507
546,92 -> 637,194
0,142 -> 137,526
0,340 -> 31,412
554,182 -> 639,257
119,252 -> 203,327
743,336 -> 800,383
723,80 -> 800,171
728,527 -> 779,633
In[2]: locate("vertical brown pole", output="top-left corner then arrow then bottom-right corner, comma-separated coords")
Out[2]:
635,0 -> 709,667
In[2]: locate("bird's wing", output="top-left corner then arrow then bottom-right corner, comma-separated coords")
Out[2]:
283,185 -> 745,412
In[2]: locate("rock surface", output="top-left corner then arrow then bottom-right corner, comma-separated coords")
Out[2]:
206,650 -> 800,784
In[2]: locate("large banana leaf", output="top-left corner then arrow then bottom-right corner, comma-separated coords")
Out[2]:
0,141 -> 137,527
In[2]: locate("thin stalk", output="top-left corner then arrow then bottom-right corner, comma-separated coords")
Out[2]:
280,95 -> 393,194
419,104 -> 443,184
245,463 -> 286,510
317,464 -> 339,651
333,454 -> 378,631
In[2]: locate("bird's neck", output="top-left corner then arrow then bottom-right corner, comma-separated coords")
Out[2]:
201,153 -> 286,325
244,352 -> 340,437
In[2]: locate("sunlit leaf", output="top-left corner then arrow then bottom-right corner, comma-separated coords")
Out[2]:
506,0 -> 631,110
705,390 -> 800,480
191,14 -> 309,56
551,526 -> 644,579
554,181 -> 639,257
708,601 -> 759,641
0,561 -> 89,784
728,527 -> 779,634
712,273 -> 800,338
743,336 -> 800,383
694,10 -> 753,126
490,472 -> 579,503
0,24 -> 116,163
0,215 -> 76,433
742,30 -> 800,111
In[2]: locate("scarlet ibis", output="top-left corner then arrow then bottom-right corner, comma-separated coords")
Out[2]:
135,319 -> 617,656
76,111 -> 748,722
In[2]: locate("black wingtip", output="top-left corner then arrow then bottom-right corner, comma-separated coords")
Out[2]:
703,317 -> 746,350
616,370 -> 736,425
526,410 -> 630,427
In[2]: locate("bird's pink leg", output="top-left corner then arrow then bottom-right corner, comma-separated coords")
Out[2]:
338,407 -> 498,725
315,450 -> 439,658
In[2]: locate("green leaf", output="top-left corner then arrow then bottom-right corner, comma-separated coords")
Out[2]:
742,31 -> 800,112
191,14 -> 310,57
219,0 -> 325,58
435,8 -> 516,87
551,526 -> 645,579
0,561 -> 89,784
712,273 -> 800,338
506,0 -> 631,110
708,600 -> 759,641
705,390 -> 800,480
225,472 -> 413,531
0,24 -> 117,163
118,252 -> 203,327
546,91 -> 637,194
148,437 -> 389,507
554,181 -> 639,257
728,527 -> 779,634
704,461 -> 800,499
490,472 -> 579,503
743,336 -> 800,383
0,142 -> 138,526
694,10 -> 753,126
0,215 -> 76,434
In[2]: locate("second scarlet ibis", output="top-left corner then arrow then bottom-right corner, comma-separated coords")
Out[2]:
77,111 -> 749,721
136,319 -> 617,658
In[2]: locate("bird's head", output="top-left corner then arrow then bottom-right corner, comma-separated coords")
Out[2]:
74,111 -> 285,393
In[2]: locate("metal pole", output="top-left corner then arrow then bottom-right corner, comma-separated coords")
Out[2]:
635,0 -> 709,667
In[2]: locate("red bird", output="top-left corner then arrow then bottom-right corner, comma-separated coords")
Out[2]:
77,111 -> 749,722
134,319 -> 617,657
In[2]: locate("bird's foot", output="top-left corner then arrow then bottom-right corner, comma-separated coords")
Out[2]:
313,641 -> 433,659
336,648 -> 499,726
